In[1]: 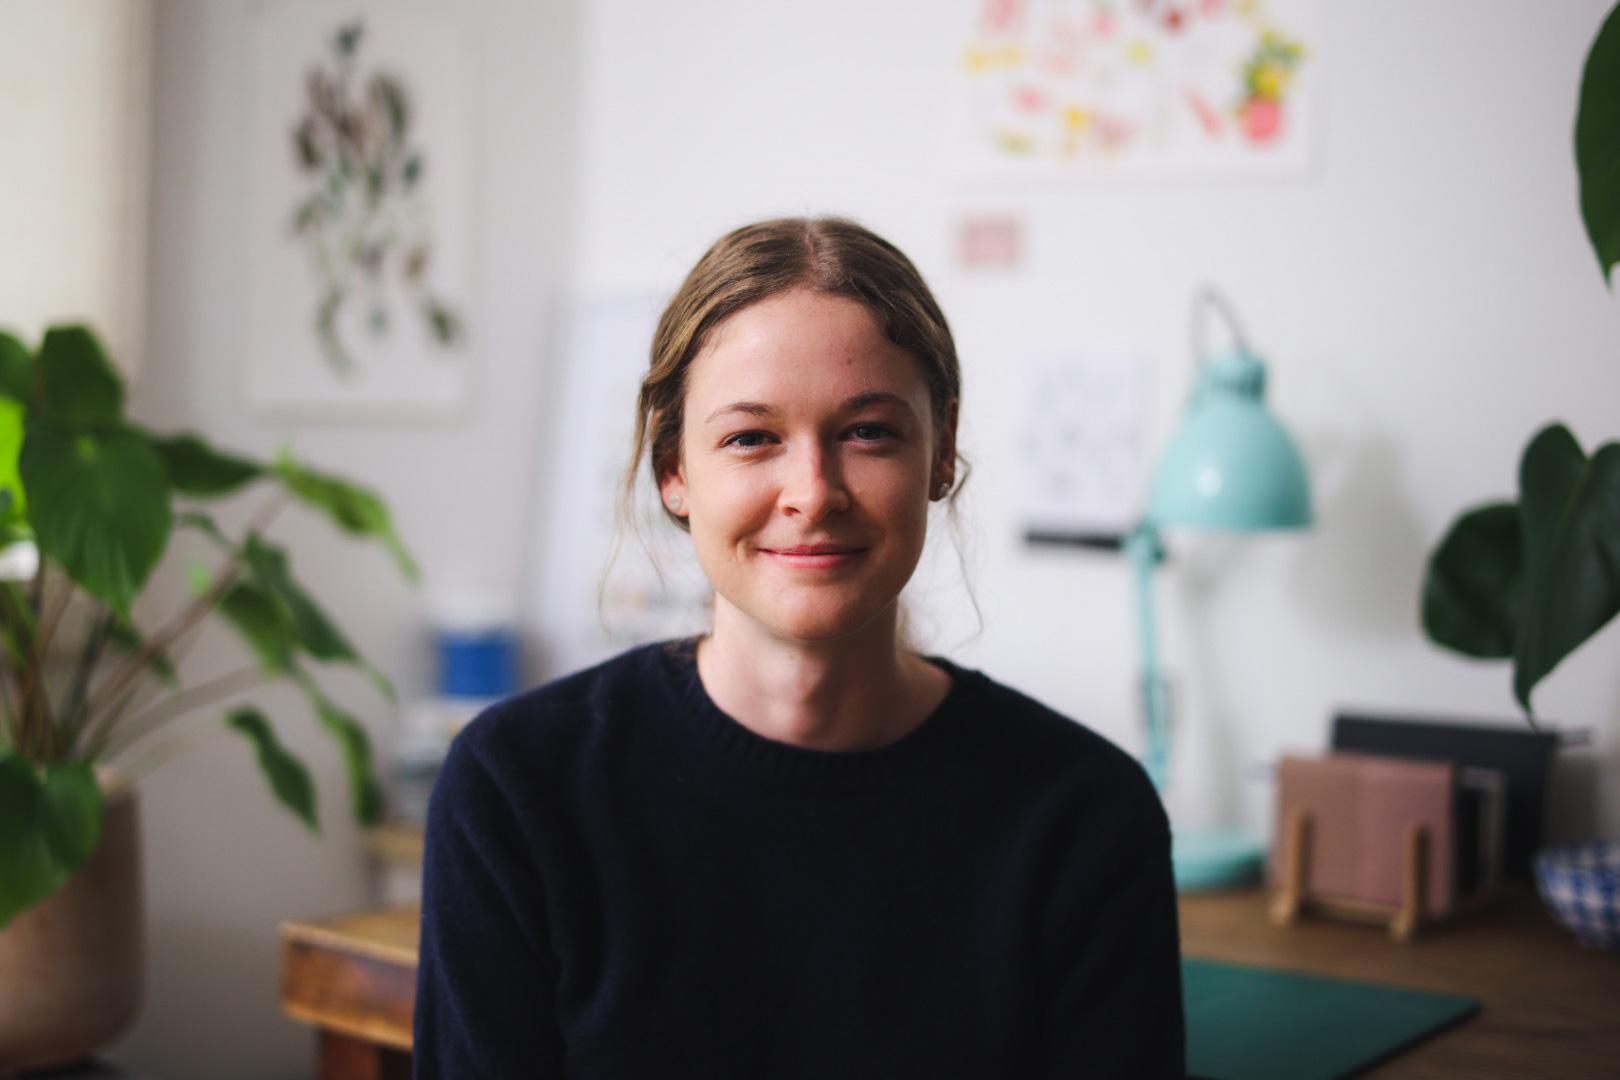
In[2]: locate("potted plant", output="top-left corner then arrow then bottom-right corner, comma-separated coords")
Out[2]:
1421,3 -> 1620,948
0,323 -> 416,1068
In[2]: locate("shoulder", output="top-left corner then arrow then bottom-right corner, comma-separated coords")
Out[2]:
942,659 -> 1167,837
435,639 -> 685,810
456,640 -> 677,751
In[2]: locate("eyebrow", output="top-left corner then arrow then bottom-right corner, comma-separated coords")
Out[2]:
705,392 -> 918,425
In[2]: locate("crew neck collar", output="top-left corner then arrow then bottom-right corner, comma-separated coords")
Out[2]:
651,636 -> 978,794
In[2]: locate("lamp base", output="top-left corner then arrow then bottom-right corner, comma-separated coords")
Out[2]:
1173,828 -> 1265,892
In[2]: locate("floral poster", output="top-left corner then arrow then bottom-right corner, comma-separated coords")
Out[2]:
959,0 -> 1319,177
245,3 -> 475,418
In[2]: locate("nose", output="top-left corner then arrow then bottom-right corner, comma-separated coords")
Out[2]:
778,439 -> 851,521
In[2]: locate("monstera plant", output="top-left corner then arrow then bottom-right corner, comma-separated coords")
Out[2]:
1421,3 -> 1620,724
0,324 -> 415,929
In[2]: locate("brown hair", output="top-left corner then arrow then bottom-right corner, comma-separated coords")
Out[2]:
625,216 -> 967,528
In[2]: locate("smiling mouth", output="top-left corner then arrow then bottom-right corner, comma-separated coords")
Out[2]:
758,546 -> 867,569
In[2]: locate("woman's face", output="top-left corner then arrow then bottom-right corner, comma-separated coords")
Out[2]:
661,287 -> 955,645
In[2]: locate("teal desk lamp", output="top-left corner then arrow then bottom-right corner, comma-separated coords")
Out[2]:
1125,287 -> 1312,891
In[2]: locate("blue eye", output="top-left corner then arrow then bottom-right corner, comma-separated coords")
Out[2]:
722,431 -> 772,449
850,423 -> 897,443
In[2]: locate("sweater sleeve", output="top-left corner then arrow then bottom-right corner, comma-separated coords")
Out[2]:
1036,785 -> 1186,1079
412,731 -> 567,1078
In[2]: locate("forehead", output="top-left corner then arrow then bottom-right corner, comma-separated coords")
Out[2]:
685,289 -> 929,408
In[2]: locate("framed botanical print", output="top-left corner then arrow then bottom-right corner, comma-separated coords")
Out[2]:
244,1 -> 477,419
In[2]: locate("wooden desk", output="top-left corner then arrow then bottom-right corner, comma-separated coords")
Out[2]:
280,886 -> 1620,1079
281,906 -> 418,1080
1177,886 -> 1620,1078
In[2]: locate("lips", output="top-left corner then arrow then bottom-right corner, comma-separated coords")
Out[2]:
765,544 -> 863,555
758,543 -> 868,569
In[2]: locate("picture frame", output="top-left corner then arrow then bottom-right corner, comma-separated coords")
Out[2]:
243,1 -> 479,421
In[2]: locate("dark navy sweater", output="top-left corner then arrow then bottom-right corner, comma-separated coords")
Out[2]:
412,639 -> 1185,1077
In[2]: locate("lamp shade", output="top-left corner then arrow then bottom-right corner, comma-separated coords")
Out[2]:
1148,347 -> 1311,531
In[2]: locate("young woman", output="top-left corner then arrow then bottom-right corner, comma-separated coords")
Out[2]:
412,218 -> 1185,1078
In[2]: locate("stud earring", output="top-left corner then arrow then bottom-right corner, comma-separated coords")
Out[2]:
669,494 -> 684,513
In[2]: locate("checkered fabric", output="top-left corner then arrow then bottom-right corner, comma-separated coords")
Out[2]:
1535,841 -> 1620,950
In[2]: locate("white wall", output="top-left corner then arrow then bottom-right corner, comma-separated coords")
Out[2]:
566,0 -> 1620,840
106,2 -> 583,1076
101,0 -> 1620,1075
0,0 -> 151,372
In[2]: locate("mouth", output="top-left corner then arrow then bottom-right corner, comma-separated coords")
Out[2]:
758,544 -> 868,569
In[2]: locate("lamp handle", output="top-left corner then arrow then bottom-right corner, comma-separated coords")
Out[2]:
1190,285 -> 1254,371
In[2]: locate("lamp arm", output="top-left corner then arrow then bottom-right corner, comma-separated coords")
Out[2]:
1125,521 -> 1171,793
1189,285 -> 1253,373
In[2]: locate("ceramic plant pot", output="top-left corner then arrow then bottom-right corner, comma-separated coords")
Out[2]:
0,767 -> 144,1072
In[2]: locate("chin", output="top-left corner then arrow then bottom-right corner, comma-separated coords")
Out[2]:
752,596 -> 896,645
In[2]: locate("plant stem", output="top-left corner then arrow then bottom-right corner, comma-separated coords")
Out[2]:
99,666 -> 266,762
79,681 -> 145,765
80,557 -> 240,740
0,585 -> 33,756
59,608 -> 113,757
77,489 -> 291,760
106,718 -> 225,786
27,550 -> 43,616
0,666 -> 15,752
0,595 -> 20,753
0,582 -> 36,664
19,571 -> 70,761
35,568 -> 71,654
76,587 -> 228,763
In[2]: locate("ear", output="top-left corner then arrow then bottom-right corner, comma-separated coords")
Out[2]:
931,400 -> 959,499
659,460 -> 689,517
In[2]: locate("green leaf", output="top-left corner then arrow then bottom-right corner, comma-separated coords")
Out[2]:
1513,427 -> 1620,713
0,521 -> 29,555
0,331 -> 33,407
146,432 -> 265,498
1577,1 -> 1620,285
1518,424 -> 1587,574
20,420 -> 171,616
0,751 -> 103,929
1421,502 -> 1523,658
242,533 -> 393,700
424,300 -> 460,345
373,74 -> 408,140
37,326 -> 123,427
335,21 -> 363,56
0,395 -> 27,521
224,706 -> 318,832
272,454 -> 418,581
293,673 -> 384,826
105,615 -> 179,688
185,558 -> 215,596
176,509 -> 232,552
242,535 -> 352,660
216,579 -> 297,675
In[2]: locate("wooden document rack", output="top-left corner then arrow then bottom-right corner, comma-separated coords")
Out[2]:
1268,753 -> 1504,941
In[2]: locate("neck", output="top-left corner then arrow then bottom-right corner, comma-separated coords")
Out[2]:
696,600 -> 948,752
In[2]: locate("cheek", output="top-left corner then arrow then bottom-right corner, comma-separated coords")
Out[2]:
685,461 -> 775,541
851,457 -> 930,517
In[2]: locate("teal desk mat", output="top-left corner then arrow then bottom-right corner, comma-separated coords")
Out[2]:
1184,957 -> 1480,1080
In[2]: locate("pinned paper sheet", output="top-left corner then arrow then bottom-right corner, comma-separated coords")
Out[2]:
957,0 -> 1322,178
1019,350 -> 1143,536
956,214 -> 1024,270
